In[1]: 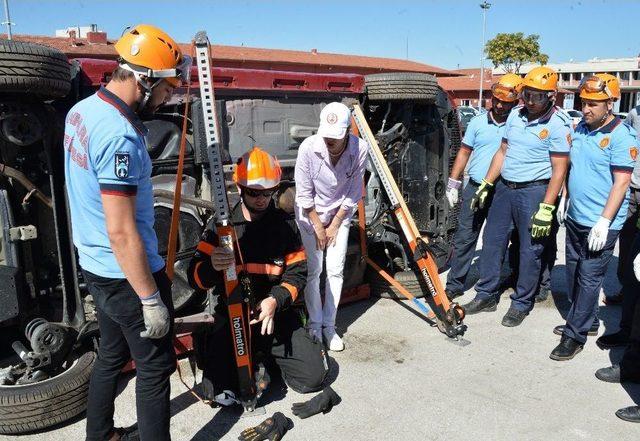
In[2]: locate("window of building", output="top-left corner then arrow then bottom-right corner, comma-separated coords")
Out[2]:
561,73 -> 570,81
461,99 -> 471,106
633,71 -> 640,81
620,71 -> 630,80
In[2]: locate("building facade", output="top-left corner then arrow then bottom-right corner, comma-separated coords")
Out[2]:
497,57 -> 640,113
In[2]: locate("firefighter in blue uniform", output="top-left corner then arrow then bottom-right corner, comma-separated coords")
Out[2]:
445,74 -> 523,300
462,66 -> 572,327
550,74 -> 637,360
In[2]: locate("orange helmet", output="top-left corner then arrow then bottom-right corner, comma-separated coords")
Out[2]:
579,73 -> 620,102
114,24 -> 191,87
522,66 -> 558,92
492,73 -> 523,102
233,147 -> 282,190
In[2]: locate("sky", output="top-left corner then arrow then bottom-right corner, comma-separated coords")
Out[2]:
3,0 -> 640,70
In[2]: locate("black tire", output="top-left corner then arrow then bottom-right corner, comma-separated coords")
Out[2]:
368,269 -> 426,299
365,72 -> 438,102
0,351 -> 96,434
0,39 -> 71,98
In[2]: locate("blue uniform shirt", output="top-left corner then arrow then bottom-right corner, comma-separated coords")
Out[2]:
567,117 -> 637,230
64,87 -> 164,278
501,105 -> 572,182
461,111 -> 506,183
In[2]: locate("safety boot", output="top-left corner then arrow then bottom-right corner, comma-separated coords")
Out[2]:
553,323 -> 599,337
596,331 -> 630,349
616,406 -> 640,423
501,308 -> 527,327
550,335 -> 583,361
461,297 -> 497,315
595,365 -> 621,383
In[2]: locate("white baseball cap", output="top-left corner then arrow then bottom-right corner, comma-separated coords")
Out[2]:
317,102 -> 351,139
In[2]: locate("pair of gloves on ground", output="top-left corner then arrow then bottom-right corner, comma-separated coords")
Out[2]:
237,387 -> 341,440
445,177 -> 616,253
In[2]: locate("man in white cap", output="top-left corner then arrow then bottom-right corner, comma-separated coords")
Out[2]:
294,102 -> 368,351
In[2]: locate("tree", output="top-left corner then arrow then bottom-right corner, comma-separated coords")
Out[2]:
485,33 -> 549,74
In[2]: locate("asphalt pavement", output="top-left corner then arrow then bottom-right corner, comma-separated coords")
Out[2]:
5,225 -> 640,441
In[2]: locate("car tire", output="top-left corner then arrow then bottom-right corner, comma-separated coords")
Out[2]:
0,350 -> 96,434
0,39 -> 71,98
365,72 -> 438,102
368,269 -> 426,300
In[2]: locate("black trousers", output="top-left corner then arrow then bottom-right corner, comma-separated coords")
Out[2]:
83,269 -> 176,441
620,231 -> 640,382
617,188 -> 640,283
195,306 -> 328,398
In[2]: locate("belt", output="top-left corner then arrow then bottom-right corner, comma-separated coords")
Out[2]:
500,177 -> 550,189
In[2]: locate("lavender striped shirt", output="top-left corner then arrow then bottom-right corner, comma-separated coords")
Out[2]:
294,134 -> 368,234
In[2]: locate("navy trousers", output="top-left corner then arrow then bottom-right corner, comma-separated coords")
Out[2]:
564,218 -> 619,343
474,180 -> 548,312
446,180 -> 489,293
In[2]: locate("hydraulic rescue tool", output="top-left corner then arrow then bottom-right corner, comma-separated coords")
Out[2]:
351,104 -> 467,339
194,31 -> 267,412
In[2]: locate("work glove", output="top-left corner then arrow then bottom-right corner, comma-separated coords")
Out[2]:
139,291 -> 170,339
445,178 -> 462,208
291,386 -> 341,419
238,412 -> 292,441
469,179 -> 493,212
587,216 -> 611,252
530,203 -> 555,239
556,196 -> 568,225
634,252 -> 640,282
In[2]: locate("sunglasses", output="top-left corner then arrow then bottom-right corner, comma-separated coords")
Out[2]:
243,188 -> 276,198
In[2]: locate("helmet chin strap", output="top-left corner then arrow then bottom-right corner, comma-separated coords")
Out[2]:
130,70 -> 162,115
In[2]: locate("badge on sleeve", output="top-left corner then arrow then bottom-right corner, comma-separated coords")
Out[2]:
115,153 -> 130,179
599,137 -> 610,149
630,146 -> 638,161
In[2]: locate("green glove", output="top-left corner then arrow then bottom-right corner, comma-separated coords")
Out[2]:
530,202 -> 555,238
470,179 -> 494,212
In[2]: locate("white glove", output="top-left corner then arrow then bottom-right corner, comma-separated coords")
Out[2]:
140,291 -> 170,339
634,252 -> 640,282
556,196 -> 568,225
587,216 -> 611,252
446,178 -> 462,208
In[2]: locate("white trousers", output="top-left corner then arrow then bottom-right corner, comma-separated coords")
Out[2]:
298,223 -> 350,331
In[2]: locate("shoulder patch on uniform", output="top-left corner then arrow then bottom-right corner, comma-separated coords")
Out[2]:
538,128 -> 549,140
630,147 -> 638,161
566,133 -> 572,147
600,137 -> 610,149
114,153 -> 130,179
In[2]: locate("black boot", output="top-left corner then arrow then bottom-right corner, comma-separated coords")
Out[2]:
550,335 -> 584,361
501,308 -> 527,327
595,365 -> 621,383
553,323 -> 599,337
596,331 -> 630,349
616,406 -> 640,423
461,297 -> 497,315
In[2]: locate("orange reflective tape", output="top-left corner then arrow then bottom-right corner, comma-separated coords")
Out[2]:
244,263 -> 284,276
197,241 -> 215,255
193,261 -> 207,290
284,249 -> 306,265
281,282 -> 298,301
